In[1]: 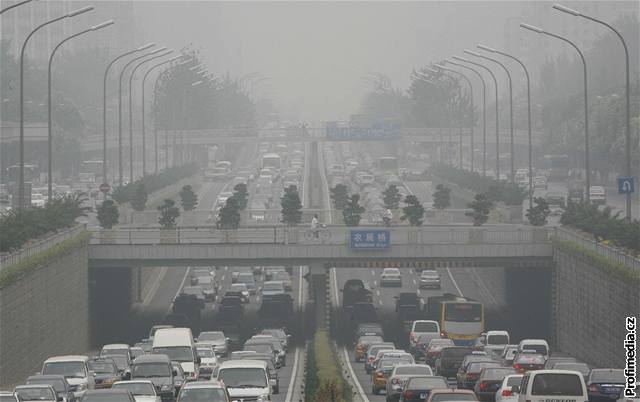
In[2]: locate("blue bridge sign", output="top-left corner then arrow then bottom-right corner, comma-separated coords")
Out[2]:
617,177 -> 635,194
350,230 -> 390,249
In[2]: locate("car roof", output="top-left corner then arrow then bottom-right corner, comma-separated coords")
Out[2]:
182,381 -> 225,390
44,355 -> 89,363
218,360 -> 267,369
113,380 -> 155,386
102,344 -> 130,349
132,355 -> 171,364
15,384 -> 55,390
430,388 -> 476,394
26,375 -> 67,381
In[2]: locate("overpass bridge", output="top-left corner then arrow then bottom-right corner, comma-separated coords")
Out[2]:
89,224 -> 553,268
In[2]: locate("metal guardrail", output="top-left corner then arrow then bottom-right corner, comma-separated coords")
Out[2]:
552,227 -> 640,273
89,225 -> 551,247
0,225 -> 86,271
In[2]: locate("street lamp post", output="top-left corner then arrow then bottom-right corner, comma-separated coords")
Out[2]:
521,23 -> 591,203
464,49 -> 515,183
427,66 -> 475,172
47,20 -> 114,201
442,59 -> 488,176
553,3 -> 633,218
128,50 -> 173,180
452,55 -> 501,180
102,43 -> 155,190
18,5 -> 93,208
477,44 -> 534,208
0,0 -> 35,14
117,46 -> 165,185
142,56 -> 184,175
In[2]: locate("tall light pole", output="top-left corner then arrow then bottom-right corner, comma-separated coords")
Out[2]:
142,56 -> 184,174
180,80 -> 204,165
18,5 -> 93,208
128,50 -> 173,180
47,20 -> 113,201
117,46 -> 165,185
478,44 -> 534,208
521,23 -> 591,203
102,43 -> 155,189
0,0 -> 35,14
452,55 -> 501,180
464,49 -> 515,182
443,59 -> 488,176
553,3 -> 632,218
427,66 -> 475,172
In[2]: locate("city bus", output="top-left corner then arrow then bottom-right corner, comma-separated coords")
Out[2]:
427,294 -> 484,346
262,153 -> 282,170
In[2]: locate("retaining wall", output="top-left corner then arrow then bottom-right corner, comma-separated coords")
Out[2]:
0,234 -> 90,387
552,243 -> 639,367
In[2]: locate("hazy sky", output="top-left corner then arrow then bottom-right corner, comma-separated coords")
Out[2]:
132,1 -> 633,122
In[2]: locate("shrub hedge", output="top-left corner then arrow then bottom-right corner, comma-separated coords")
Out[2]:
306,330 -> 350,402
112,163 -> 199,205
432,163 -> 526,206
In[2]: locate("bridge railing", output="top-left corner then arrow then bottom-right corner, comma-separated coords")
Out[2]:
0,225 -> 86,271
90,225 -> 551,246
552,227 -> 640,273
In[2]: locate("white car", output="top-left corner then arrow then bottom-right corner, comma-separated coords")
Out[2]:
419,270 -> 441,289
176,380 -> 228,402
380,267 -> 402,287
195,346 -> 218,380
495,374 -> 523,402
112,381 -> 160,402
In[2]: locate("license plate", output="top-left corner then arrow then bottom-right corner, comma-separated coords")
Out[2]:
420,393 -> 427,399
604,388 -> 621,394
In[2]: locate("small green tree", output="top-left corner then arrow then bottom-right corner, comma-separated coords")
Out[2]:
281,185 -> 303,226
233,183 -> 249,210
467,193 -> 493,226
179,185 -> 198,211
217,196 -> 241,229
432,184 -> 451,210
382,185 -> 402,210
526,197 -> 551,226
96,199 -> 119,229
401,195 -> 425,226
330,183 -> 349,210
158,198 -> 180,228
130,182 -> 148,211
343,194 -> 365,226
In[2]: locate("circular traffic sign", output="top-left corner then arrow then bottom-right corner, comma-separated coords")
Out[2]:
99,183 -> 111,193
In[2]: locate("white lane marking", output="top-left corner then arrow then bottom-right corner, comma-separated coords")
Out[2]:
142,267 -> 168,306
412,279 -> 417,285
284,266 -> 305,402
221,275 -> 225,281
330,268 -> 370,402
375,290 -> 381,297
224,266 -> 228,271
168,267 -> 191,314
373,280 -> 377,287
446,267 -> 464,297
370,270 -> 375,276
378,299 -> 383,306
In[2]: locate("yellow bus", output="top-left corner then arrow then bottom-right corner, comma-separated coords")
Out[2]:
427,294 -> 484,346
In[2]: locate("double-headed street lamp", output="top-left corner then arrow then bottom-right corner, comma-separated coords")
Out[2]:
553,3 -> 633,218
102,43 -> 155,188
128,50 -> 173,180
17,5 -> 93,208
464,49 -> 515,183
521,22 -> 591,203
117,46 -> 166,185
47,20 -> 114,201
477,44 -> 534,207
426,66 -> 474,172
444,58 -> 488,176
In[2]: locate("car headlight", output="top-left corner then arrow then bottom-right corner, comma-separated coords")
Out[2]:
76,383 -> 87,392
257,394 -> 270,402
160,385 -> 172,392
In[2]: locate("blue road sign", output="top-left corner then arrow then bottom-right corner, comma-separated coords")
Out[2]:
350,230 -> 390,249
617,177 -> 635,194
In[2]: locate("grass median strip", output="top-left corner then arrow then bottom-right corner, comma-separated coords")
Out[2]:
305,329 -> 352,402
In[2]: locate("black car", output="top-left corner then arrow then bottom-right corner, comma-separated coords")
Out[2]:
88,359 -> 122,389
26,375 -> 76,402
130,354 -> 177,402
587,369 -> 626,402
473,367 -> 517,401
400,376 -> 449,402
435,346 -> 473,378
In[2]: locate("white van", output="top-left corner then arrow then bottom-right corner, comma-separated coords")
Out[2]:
152,328 -> 200,381
485,330 -> 510,358
41,355 -> 94,397
517,339 -> 549,360
217,360 -> 271,401
516,370 -> 587,402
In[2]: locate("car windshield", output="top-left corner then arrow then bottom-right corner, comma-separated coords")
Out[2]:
218,368 -> 267,388
591,370 -> 625,383
263,282 -> 283,291
431,393 -> 478,402
468,362 -> 500,373
178,388 -> 228,402
42,362 -> 86,378
199,332 -> 225,341
107,356 -> 129,370
237,274 -> 254,283
442,347 -> 473,358
414,322 -> 438,332
395,366 -> 431,375
81,393 -> 132,402
521,345 -> 547,355
26,379 -> 66,392
112,383 -> 155,396
444,303 -> 482,322
506,376 -> 523,387
532,373 -> 584,395
132,363 -> 171,377
88,362 -> 117,374
16,388 -> 56,401
244,344 -> 272,354
197,349 -> 214,358
483,369 -> 517,380
229,284 -> 247,292
380,357 -> 413,368
152,347 -> 193,362
487,335 -> 509,345
101,348 -> 128,357
406,377 -> 448,389
421,271 -> 439,277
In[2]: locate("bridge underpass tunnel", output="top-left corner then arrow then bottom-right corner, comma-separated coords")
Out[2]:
88,266 -> 134,348
504,265 -> 552,342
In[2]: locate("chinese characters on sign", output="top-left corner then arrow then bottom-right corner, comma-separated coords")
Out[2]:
350,230 -> 390,249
